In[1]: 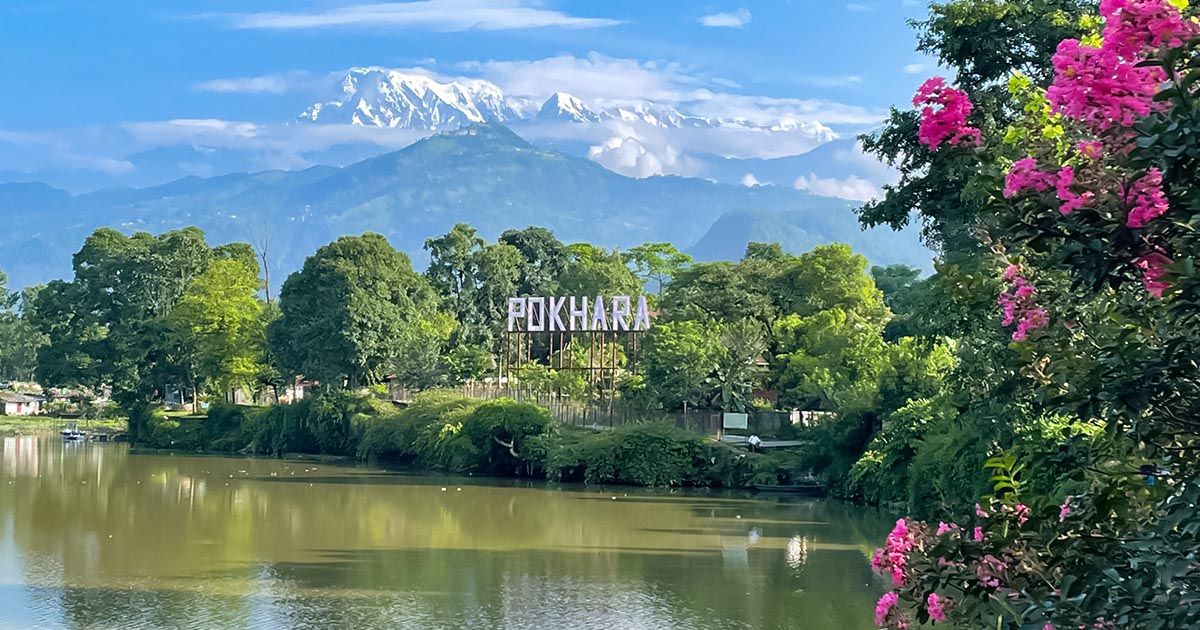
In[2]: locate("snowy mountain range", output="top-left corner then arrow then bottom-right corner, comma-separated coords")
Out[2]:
297,67 -> 836,139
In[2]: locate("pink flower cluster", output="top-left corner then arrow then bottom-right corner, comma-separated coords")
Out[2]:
1134,251 -> 1172,297
1046,39 -> 1163,133
998,265 -> 1049,341
1100,0 -> 1198,60
975,554 -> 1007,589
875,592 -> 900,626
871,518 -> 915,587
926,592 -> 949,623
1004,157 -> 1056,198
1077,140 -> 1104,160
1059,497 -> 1073,522
1047,0 -> 1193,133
913,77 -> 981,150
1125,167 -> 1169,228
1004,159 -> 1094,215
1055,166 -> 1095,215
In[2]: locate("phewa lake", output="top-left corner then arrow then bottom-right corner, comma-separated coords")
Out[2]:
0,436 -> 891,629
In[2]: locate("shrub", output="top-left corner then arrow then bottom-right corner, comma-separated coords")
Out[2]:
544,422 -> 751,487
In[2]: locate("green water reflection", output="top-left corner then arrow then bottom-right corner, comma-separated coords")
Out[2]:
0,436 -> 891,629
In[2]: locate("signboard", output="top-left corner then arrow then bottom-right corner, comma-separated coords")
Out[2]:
723,412 -> 749,430
507,295 -> 652,332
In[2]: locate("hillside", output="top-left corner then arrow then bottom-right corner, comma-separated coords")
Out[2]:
0,125 -> 930,289
689,207 -> 928,270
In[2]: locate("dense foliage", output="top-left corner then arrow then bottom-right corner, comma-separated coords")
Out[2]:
862,1 -> 1200,628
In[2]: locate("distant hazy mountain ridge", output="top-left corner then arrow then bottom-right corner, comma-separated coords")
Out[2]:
0,125 -> 927,290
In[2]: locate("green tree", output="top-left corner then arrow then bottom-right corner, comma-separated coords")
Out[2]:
425,223 -> 520,350
857,0 -> 1089,257
271,233 -> 439,388
498,226 -> 569,296
558,243 -> 640,297
624,242 -> 693,296
29,228 -> 214,403
166,257 -> 268,408
0,275 -> 44,381
712,319 -> 767,412
640,320 -> 723,410
773,244 -> 890,326
774,307 -> 888,413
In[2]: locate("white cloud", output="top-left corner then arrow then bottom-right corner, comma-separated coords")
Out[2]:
846,3 -> 874,11
461,53 -> 698,104
793,172 -> 881,202
194,71 -> 317,94
215,0 -> 621,32
0,127 -> 135,175
740,173 -> 760,187
700,8 -> 751,28
585,124 -> 704,178
120,119 -> 428,170
902,63 -> 928,75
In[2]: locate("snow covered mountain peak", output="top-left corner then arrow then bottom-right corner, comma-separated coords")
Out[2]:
299,68 -> 839,140
299,67 -> 517,129
538,92 -> 601,123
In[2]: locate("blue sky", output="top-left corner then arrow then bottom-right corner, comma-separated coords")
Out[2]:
0,1 -> 938,175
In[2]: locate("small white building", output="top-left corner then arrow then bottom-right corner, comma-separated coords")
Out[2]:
0,393 -> 43,416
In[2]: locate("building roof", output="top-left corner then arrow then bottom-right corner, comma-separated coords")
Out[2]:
0,393 -> 43,403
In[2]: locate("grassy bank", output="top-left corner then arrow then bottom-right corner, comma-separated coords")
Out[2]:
136,390 -> 811,489
0,415 -> 127,436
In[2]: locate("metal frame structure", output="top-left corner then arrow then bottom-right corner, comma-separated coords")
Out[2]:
500,325 -> 643,394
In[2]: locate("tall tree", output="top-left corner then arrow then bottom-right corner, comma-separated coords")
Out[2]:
624,242 -> 693,296
166,257 -> 268,408
498,226 -> 569,296
28,227 -> 214,406
271,233 -> 439,388
558,243 -> 641,297
0,273 -> 44,381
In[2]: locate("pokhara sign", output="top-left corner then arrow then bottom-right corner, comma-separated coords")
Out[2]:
506,296 -> 652,333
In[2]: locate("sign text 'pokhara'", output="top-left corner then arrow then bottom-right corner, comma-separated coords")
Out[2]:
507,296 -> 652,332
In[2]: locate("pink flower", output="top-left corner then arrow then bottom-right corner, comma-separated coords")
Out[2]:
1046,39 -> 1164,133
1004,157 -> 1056,198
1044,624 -> 1056,630
927,592 -> 949,623
1014,503 -> 1030,526
1133,251 -> 1172,298
935,522 -> 957,536
1014,307 -> 1049,341
1100,0 -> 1197,60
1055,166 -> 1095,215
973,527 -> 984,542
1125,167 -> 1169,228
914,77 -> 982,150
1076,140 -> 1103,160
874,519 -> 916,587
1059,497 -> 1073,522
975,503 -> 989,518
976,554 -> 1006,589
875,591 -> 899,626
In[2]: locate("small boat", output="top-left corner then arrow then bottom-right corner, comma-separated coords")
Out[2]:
60,422 -> 87,441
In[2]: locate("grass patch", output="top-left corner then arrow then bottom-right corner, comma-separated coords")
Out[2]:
0,415 -> 127,436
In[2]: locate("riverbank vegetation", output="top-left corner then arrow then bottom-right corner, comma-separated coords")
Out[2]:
134,390 -> 800,488
0,216 -> 946,493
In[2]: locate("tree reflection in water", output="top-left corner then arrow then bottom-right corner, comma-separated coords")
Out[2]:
0,437 -> 893,629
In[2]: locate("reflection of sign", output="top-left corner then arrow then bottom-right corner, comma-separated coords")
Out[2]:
507,296 -> 652,332
723,412 -> 748,430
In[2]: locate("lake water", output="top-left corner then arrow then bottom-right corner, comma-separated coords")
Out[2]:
0,436 -> 891,629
